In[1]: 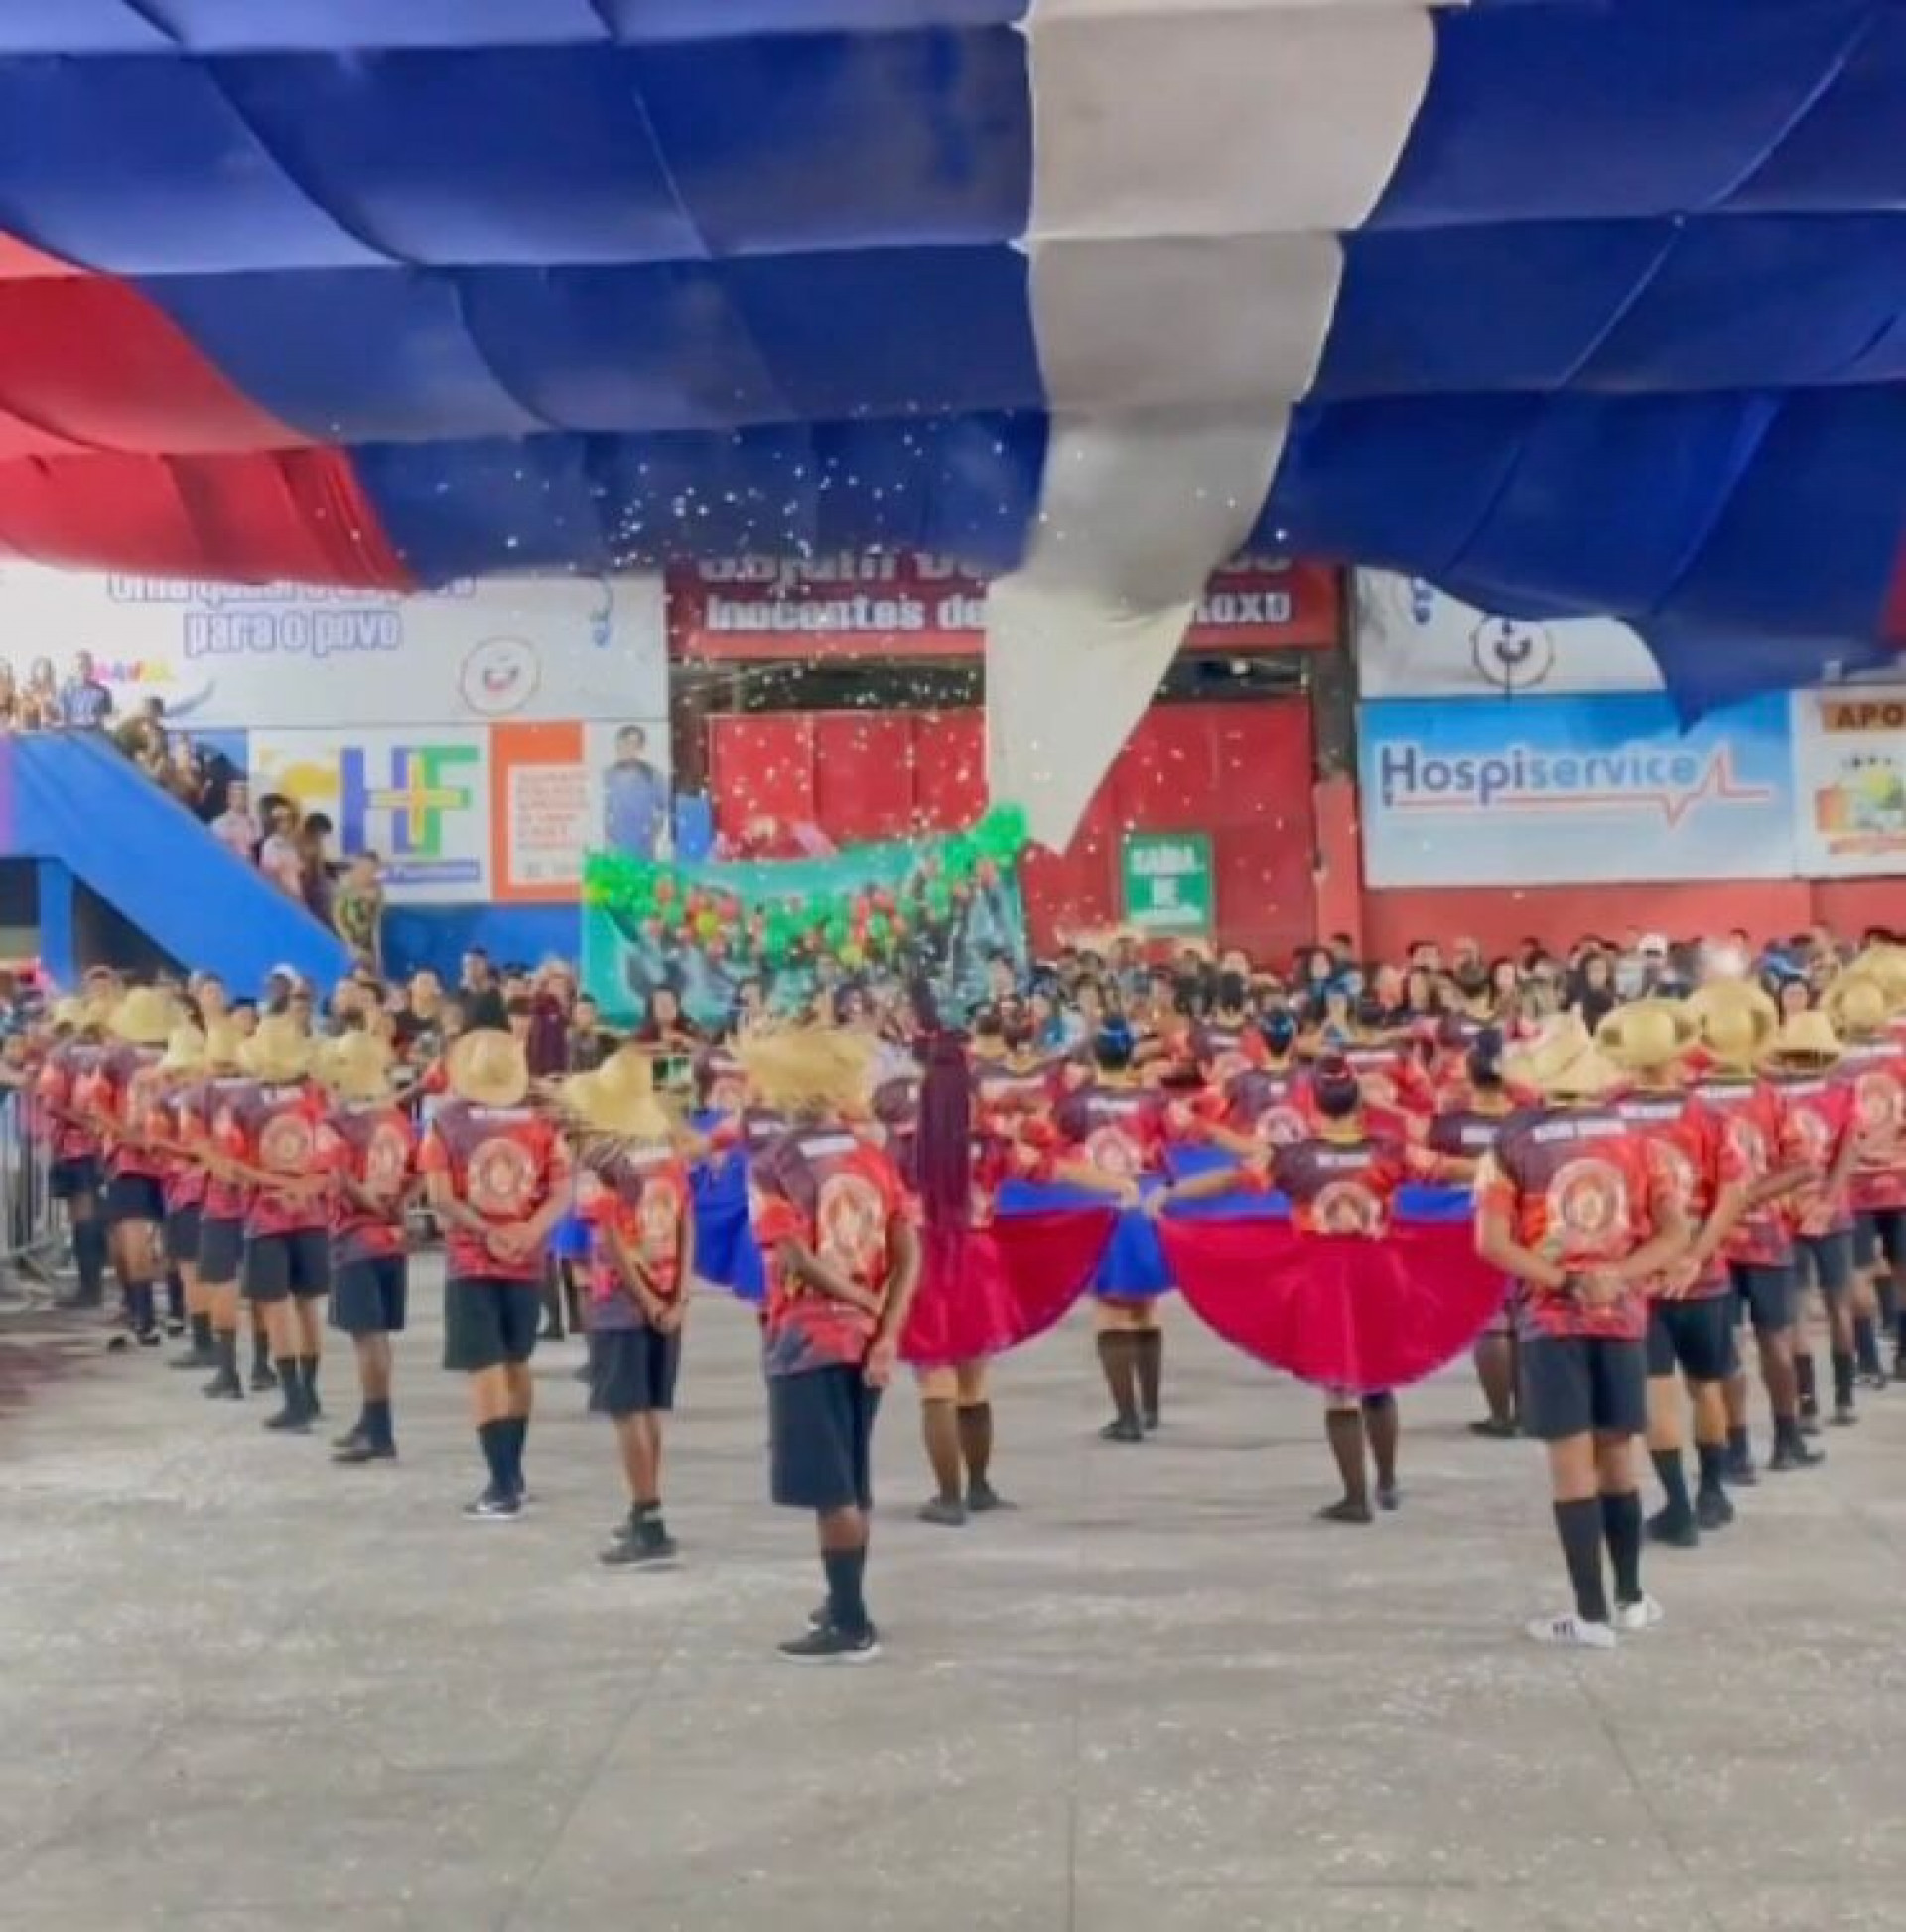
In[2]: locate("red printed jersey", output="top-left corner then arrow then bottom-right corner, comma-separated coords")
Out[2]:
153,1089 -> 204,1213
749,1126 -> 913,1377
216,1079 -> 330,1236
1691,1077 -> 1794,1265
1770,1073 -> 1856,1237
971,1055 -> 1058,1136
80,1044 -> 166,1181
1427,1102 -> 1516,1165
1213,1064 -> 1314,1148
1836,1039 -> 1906,1212
579,1148 -> 691,1329
1044,1084 -> 1170,1179
1192,1021 -> 1263,1084
180,1076 -> 255,1221
1341,1043 -> 1435,1120
37,1044 -> 100,1163
1273,1134 -> 1409,1237
317,1102 -> 415,1265
1477,1106 -> 1666,1343
418,1099 -> 570,1284
1611,1089 -> 1742,1298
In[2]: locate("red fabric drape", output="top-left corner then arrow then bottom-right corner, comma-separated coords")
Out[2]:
901,1211 -> 1116,1368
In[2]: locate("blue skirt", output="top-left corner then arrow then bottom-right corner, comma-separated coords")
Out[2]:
995,1178 -> 1176,1300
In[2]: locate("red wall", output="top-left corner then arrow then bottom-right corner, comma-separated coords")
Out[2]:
707,701 -> 1318,962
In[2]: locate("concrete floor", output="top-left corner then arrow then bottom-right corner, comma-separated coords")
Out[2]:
4,1263 -> 1905,1932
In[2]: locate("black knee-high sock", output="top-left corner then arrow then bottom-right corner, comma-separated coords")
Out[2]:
1650,1448 -> 1692,1520
363,1398 -> 394,1449
1601,1491 -> 1644,1606
1096,1334 -> 1140,1424
1695,1440 -> 1728,1498
165,1271 -> 186,1324
72,1219 -> 106,1300
477,1418 -> 510,1492
1360,1392 -> 1399,1487
505,1415 -> 528,1491
188,1311 -> 212,1353
214,1328 -> 239,1379
1324,1409 -> 1367,1507
1553,1498 -> 1609,1624
1832,1350 -> 1856,1409
920,1397 -> 962,1502
1880,1275 -> 1901,1336
299,1356 -> 320,1407
251,1323 -> 272,1374
1135,1329 -> 1162,1422
822,1543 -> 870,1636
128,1281 -> 156,1333
1853,1312 -> 1882,1374
1795,1351 -> 1818,1413
956,1401 -> 993,1488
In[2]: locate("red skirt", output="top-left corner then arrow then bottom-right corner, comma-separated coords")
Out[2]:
901,1212 -> 1117,1368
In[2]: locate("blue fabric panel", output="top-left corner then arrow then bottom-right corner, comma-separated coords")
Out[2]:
1731,8 -> 1906,211
600,0 -> 1028,38
1378,0 -> 1876,226
1319,223 -> 1675,399
0,3 -> 174,53
141,269 -> 549,443
0,57 -> 387,273
633,28 -> 1031,254
1576,215 -> 1906,392
144,1 -> 610,50
210,49 -> 708,268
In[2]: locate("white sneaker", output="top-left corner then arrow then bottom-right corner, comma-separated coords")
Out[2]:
1612,1594 -> 1664,1634
1526,1612 -> 1617,1651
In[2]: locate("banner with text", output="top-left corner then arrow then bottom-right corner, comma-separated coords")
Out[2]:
1358,693 -> 1797,886
490,720 -> 673,904
668,554 -> 1339,660
251,728 -> 492,905
0,565 -> 667,729
1354,571 -> 1663,698
1790,687 -> 1906,877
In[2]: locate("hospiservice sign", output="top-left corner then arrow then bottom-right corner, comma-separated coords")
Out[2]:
1358,693 -> 1798,886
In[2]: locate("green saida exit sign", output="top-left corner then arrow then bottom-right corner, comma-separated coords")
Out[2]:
1120,831 -> 1214,938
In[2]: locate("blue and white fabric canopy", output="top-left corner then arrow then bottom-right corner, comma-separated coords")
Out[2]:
0,0 -> 1902,840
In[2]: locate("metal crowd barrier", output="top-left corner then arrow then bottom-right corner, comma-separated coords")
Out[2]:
0,1093 -> 70,1308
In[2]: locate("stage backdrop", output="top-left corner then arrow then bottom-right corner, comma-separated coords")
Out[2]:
0,564 -> 666,729
1358,692 -> 1798,887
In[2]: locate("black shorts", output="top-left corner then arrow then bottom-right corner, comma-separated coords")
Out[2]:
1645,1297 -> 1736,1384
442,1276 -> 542,1374
1731,1260 -> 1794,1335
588,1326 -> 681,1418
49,1155 -> 100,1201
1520,1335 -> 1648,1443
1795,1230 -> 1855,1301
330,1256 -> 408,1336
768,1363 -> 882,1513
105,1173 -> 165,1225
243,1228 -> 332,1304
198,1215 -> 244,1285
1854,1208 -> 1906,1271
164,1205 -> 203,1265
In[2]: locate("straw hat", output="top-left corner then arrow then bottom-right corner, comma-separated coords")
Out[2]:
317,1032 -> 395,1103
1505,1013 -> 1626,1101
560,1047 -> 673,1146
240,1014 -> 313,1084
50,995 -> 88,1031
446,1028 -> 530,1109
110,987 -> 183,1047
1595,998 -> 1699,1073
157,1023 -> 206,1077
202,1018 -> 244,1073
1685,980 -> 1778,1068
1824,971 -> 1891,1039
1846,944 -> 1906,1008
736,1024 -> 876,1115
1765,1009 -> 1843,1070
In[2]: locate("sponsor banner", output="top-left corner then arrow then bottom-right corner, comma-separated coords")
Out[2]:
490,720 -> 673,903
1791,687 -> 1906,877
251,728 -> 491,905
668,553 -> 1339,660
1354,571 -> 1663,698
0,564 -> 666,729
1358,694 -> 1796,886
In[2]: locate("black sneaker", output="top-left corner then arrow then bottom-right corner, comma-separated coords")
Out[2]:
1695,1486 -> 1734,1531
1141,1410 -> 1160,1434
165,1318 -> 187,1339
1769,1436 -> 1824,1472
807,1601 -> 831,1631
203,1368 -> 243,1401
135,1328 -> 163,1349
1098,1416 -> 1144,1444
1645,1507 -> 1699,1549
333,1436 -> 395,1465
105,1334 -> 132,1354
778,1622 -> 880,1665
1375,1482 -> 1401,1513
1832,1400 -> 1859,1427
917,1497 -> 966,1528
250,1363 -> 278,1392
1723,1445 -> 1758,1486
1858,1363 -> 1887,1391
1799,1410 -> 1823,1439
600,1531 -> 679,1569
1317,1496 -> 1373,1525
463,1489 -> 521,1521
965,1482 -> 1015,1513
169,1346 -> 217,1371
1468,1417 -> 1519,1439
262,1402 -> 311,1435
